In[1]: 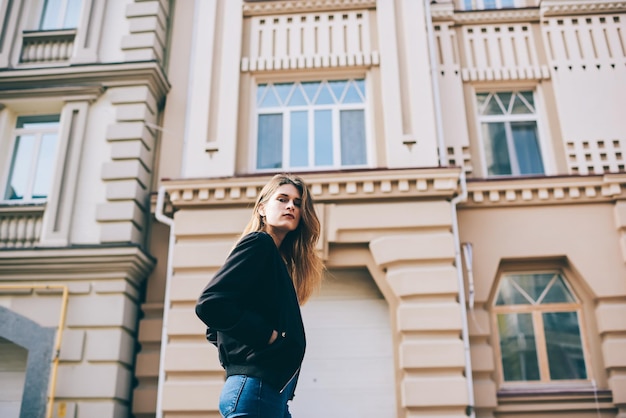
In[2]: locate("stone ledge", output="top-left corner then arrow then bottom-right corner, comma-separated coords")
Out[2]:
0,245 -> 155,284
243,0 -> 377,17
463,174 -> 626,207
161,168 -> 462,208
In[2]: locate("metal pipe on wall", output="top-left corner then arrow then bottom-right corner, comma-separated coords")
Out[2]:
154,186 -> 175,418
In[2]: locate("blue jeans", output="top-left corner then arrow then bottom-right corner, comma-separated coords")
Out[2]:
219,375 -> 295,418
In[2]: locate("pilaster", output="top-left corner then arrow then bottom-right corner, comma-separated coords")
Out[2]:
369,222 -> 470,417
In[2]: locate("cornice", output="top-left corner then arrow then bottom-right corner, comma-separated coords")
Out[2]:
161,168 -> 463,208
0,245 -> 155,284
540,0 -> 626,17
0,61 -> 170,101
243,0 -> 377,16
462,174 -> 625,208
452,8 -> 540,24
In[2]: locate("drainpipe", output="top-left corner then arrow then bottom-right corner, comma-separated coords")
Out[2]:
154,186 -> 175,418
424,0 -> 447,167
450,171 -> 476,418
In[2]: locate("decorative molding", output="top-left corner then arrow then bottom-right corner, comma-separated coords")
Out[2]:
452,8 -> 540,24
0,62 -> 170,101
243,0 -> 377,16
540,0 -> 626,17
0,245 -> 155,284
162,168 -> 463,208
461,65 -> 550,81
0,85 -> 105,103
463,175 -> 626,207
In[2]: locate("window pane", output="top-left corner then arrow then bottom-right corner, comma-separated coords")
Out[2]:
31,133 -> 58,199
63,0 -> 83,28
495,276 -> 531,306
497,92 -> 513,112
301,81 -> 321,102
484,94 -> 505,115
40,0 -> 62,29
315,84 -> 335,105
5,135 -> 36,200
274,83 -> 293,106
328,80 -> 347,102
257,114 -> 283,169
17,115 -> 60,129
501,0 -> 515,7
482,122 -> 511,175
314,110 -> 333,166
288,85 -> 308,106
511,273 -> 553,303
340,110 -> 366,166
290,111 -> 308,167
541,276 -> 576,304
543,312 -> 587,380
484,0 -> 497,9
511,94 -> 533,114
498,313 -> 540,381
511,121 -> 544,175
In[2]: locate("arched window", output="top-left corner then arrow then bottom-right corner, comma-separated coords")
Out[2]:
493,272 -> 590,383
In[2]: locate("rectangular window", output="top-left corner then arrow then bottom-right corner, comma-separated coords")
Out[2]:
39,0 -> 83,30
4,115 -> 60,201
463,0 -> 516,10
255,80 -> 368,171
494,272 -> 589,384
476,91 -> 545,177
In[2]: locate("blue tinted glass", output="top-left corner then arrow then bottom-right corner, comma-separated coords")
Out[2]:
288,85 -> 308,106
343,82 -> 364,104
511,121 -> 544,175
257,84 -> 268,106
5,135 -> 36,200
340,110 -> 366,165
257,114 -> 283,169
354,79 -> 366,97
315,84 -> 335,105
260,87 -> 281,108
328,80 -> 347,102
464,0 -> 474,10
274,83 -> 294,106
501,0 -> 515,7
301,82 -> 321,102
314,110 -> 333,166
63,0 -> 83,28
40,0 -> 62,29
482,122 -> 511,175
484,0 -> 497,9
32,133 -> 58,199
290,111 -> 308,167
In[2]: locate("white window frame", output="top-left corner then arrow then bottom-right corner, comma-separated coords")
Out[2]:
250,78 -> 373,173
475,89 -> 552,178
2,115 -> 61,202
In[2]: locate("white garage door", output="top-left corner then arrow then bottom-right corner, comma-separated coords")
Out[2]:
0,337 -> 27,418
290,268 -> 397,418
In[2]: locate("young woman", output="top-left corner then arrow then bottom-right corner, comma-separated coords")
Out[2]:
195,174 -> 324,418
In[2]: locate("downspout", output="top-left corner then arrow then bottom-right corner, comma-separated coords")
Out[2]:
424,0 -> 447,167
155,186 -> 175,418
450,171 -> 476,418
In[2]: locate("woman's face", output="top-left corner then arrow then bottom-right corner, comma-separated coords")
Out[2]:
260,183 -> 302,235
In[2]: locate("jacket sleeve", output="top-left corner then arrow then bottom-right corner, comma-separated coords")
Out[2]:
195,232 -> 275,348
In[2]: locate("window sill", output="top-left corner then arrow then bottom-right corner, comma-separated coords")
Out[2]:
497,383 -> 612,403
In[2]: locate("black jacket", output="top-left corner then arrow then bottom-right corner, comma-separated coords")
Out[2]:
195,231 -> 305,393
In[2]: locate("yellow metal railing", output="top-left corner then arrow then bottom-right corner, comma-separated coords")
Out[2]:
0,284 -> 69,418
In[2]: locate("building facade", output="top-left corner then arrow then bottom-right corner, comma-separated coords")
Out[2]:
1,1 -> 625,418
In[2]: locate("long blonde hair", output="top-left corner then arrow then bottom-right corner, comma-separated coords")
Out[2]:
241,174 -> 324,304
